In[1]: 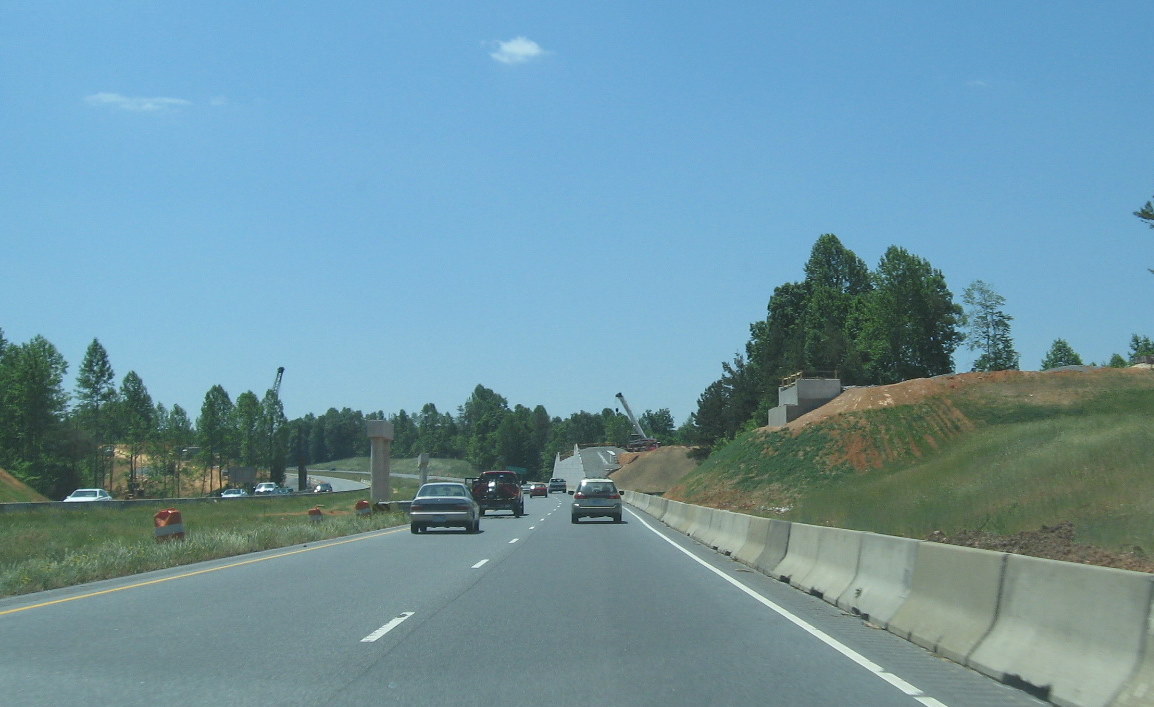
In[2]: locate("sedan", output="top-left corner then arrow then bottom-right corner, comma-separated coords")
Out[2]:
62,488 -> 113,502
409,482 -> 480,534
570,478 -> 622,523
220,488 -> 248,498
313,482 -> 333,493
529,482 -> 547,497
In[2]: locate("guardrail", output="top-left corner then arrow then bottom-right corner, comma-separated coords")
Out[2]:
622,490 -> 1154,707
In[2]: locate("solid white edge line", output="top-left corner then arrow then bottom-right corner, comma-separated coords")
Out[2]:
361,611 -> 415,643
627,508 -> 948,707
472,559 -> 489,569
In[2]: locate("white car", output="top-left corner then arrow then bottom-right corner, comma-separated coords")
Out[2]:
221,488 -> 248,498
63,488 -> 113,502
253,482 -> 279,495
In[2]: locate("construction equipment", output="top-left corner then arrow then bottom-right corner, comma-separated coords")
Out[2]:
615,392 -> 660,452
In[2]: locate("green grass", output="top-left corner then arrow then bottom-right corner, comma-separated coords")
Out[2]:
310,456 -> 475,478
675,369 -> 1154,555
0,492 -> 412,598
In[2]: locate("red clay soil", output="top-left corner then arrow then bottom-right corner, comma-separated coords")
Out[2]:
926,521 -> 1154,574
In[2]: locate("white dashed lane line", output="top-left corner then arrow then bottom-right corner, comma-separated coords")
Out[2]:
361,612 -> 414,643
472,559 -> 489,569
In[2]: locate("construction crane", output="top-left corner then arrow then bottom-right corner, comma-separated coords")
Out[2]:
272,366 -> 284,396
615,392 -> 660,452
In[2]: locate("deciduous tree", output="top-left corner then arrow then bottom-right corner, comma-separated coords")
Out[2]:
1041,339 -> 1083,369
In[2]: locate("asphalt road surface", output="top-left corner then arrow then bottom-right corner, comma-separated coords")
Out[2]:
0,497 -> 1044,706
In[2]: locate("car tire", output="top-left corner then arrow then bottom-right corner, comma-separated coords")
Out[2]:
613,514 -> 622,523
571,515 -> 579,524
472,519 -> 480,533
410,523 -> 420,534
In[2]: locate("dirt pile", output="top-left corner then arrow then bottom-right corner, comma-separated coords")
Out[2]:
927,522 -> 1154,573
610,445 -> 699,493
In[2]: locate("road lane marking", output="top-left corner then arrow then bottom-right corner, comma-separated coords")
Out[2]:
528,526 -> 536,530
361,612 -> 415,643
509,538 -> 519,544
0,526 -> 408,617
472,559 -> 489,569
628,509 -> 949,707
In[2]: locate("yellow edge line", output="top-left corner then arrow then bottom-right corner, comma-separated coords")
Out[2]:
1,526 -> 406,617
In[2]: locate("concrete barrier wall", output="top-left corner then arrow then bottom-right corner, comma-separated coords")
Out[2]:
791,525 -> 864,602
770,522 -> 823,584
966,554 -> 1153,707
835,533 -> 920,628
664,500 -> 693,534
687,505 -> 716,545
886,542 -> 1005,665
752,519 -> 792,577
710,510 -> 751,557
648,496 -> 669,521
733,516 -> 773,567
1113,606 -> 1154,706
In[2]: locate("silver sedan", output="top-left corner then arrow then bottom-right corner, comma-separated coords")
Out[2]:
409,482 -> 481,534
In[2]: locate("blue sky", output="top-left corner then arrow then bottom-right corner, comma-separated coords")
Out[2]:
3,2 -> 1153,427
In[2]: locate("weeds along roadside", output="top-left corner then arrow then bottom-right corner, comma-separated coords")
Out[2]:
0,494 -> 410,598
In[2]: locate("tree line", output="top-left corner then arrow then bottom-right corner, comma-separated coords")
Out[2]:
0,331 -> 683,499
682,233 -> 1153,453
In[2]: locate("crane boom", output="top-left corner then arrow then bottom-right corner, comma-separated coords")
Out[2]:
615,392 -> 648,438
615,392 -> 660,452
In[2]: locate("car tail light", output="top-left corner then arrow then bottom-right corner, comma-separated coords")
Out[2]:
411,502 -> 426,512
574,492 -> 586,499
609,492 -> 620,499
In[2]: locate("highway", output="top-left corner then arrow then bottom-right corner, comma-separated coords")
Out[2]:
0,496 -> 1043,706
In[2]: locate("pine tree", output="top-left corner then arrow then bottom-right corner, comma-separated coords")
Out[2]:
962,281 -> 1019,371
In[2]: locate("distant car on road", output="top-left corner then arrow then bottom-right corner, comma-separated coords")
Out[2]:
409,482 -> 480,534
313,482 -> 333,493
530,482 -> 547,497
220,488 -> 248,498
570,478 -> 622,523
548,478 -> 567,493
253,482 -> 279,495
271,486 -> 294,495
62,488 -> 113,502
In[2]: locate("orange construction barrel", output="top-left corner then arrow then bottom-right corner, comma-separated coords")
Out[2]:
355,500 -> 371,517
309,506 -> 323,522
154,508 -> 185,542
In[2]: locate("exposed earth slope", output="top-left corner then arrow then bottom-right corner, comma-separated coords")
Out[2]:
666,367 -> 1154,572
609,445 -> 698,493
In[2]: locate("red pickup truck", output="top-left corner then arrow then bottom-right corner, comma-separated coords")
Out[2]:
466,470 -> 524,517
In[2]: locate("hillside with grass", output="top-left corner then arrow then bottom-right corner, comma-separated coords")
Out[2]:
0,468 -> 50,503
667,367 -> 1154,568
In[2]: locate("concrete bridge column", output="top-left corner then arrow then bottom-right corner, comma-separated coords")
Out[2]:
366,420 -> 395,505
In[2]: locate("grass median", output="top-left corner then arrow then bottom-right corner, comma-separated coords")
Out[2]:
0,484 -> 418,599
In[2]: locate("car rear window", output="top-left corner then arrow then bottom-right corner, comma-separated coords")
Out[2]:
581,483 -> 616,494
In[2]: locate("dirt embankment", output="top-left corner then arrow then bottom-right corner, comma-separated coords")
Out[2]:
927,522 -> 1154,573
610,446 -> 699,493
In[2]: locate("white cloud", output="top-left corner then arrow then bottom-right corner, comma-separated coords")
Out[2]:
489,36 -> 546,65
85,92 -> 192,112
